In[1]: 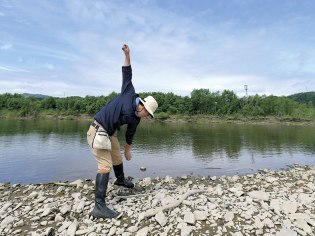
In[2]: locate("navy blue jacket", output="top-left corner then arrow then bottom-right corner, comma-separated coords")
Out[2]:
94,65 -> 140,145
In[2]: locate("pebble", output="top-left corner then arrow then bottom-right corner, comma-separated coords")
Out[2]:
193,211 -> 208,221
248,191 -> 270,201
136,226 -> 149,236
155,211 -> 167,226
66,220 -> 79,236
40,208 -> 51,217
183,211 -> 196,225
1,216 -> 15,229
60,204 -> 71,215
0,202 -> 12,213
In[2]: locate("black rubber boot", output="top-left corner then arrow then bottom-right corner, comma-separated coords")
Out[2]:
90,173 -> 121,219
113,163 -> 134,188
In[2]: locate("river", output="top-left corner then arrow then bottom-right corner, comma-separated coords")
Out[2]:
0,119 -> 314,184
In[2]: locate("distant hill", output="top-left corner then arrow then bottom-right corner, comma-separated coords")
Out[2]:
288,92 -> 315,106
22,93 -> 49,100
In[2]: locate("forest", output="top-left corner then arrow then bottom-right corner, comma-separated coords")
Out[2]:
0,90 -> 314,119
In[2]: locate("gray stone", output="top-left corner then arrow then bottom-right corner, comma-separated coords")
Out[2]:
108,226 -> 116,236
276,228 -> 297,236
136,227 -> 149,236
58,221 -> 72,233
184,211 -> 196,225
194,211 -> 208,221
127,226 -> 138,233
224,212 -> 234,222
248,191 -> 270,201
0,202 -> 12,213
66,220 -> 78,236
281,201 -> 298,214
40,208 -> 51,217
1,216 -> 15,229
155,211 -> 167,226
60,204 -> 71,215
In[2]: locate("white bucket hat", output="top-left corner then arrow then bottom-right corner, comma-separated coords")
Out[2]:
139,96 -> 158,118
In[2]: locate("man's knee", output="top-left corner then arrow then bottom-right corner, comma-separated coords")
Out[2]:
112,159 -> 122,166
98,166 -> 111,173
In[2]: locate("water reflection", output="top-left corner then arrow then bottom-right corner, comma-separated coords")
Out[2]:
0,119 -> 314,183
135,122 -> 315,159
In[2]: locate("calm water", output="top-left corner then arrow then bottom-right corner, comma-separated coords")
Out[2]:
0,119 -> 314,184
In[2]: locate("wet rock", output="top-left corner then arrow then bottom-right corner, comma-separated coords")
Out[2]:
142,177 -> 151,186
71,179 -> 83,188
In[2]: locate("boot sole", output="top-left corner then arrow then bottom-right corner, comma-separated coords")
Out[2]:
89,212 -> 123,220
114,183 -> 135,188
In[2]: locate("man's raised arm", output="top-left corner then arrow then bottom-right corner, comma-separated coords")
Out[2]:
122,44 -> 130,66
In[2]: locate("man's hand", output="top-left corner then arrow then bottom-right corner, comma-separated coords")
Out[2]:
124,143 -> 132,161
122,44 -> 130,55
125,150 -> 132,161
122,44 -> 131,66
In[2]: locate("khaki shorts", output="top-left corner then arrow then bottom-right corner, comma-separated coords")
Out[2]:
87,124 -> 122,172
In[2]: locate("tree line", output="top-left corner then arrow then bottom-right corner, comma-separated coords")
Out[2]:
0,90 -> 314,119
288,92 -> 315,106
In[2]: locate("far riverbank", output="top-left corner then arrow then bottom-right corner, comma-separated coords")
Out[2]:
1,111 -> 315,126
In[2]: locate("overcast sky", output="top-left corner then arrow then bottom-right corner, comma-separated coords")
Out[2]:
0,0 -> 314,97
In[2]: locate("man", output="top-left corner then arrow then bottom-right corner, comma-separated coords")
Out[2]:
87,44 -> 158,219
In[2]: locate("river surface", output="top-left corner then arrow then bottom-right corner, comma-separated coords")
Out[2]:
0,119 -> 314,184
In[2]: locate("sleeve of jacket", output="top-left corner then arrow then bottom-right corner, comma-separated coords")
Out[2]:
125,118 -> 140,145
121,65 -> 135,95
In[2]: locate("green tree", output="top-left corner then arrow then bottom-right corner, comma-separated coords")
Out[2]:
41,97 -> 57,109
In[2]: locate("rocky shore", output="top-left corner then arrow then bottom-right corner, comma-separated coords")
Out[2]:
1,165 -> 314,236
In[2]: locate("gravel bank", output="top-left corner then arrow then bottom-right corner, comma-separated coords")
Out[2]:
1,165 -> 314,236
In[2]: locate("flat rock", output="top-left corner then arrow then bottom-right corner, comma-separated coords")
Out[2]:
184,211 -> 196,225
40,208 -> 51,217
224,212 -> 234,222
108,226 -> 117,236
248,191 -> 270,201
67,220 -> 79,236
194,211 -> 208,221
136,227 -> 149,236
60,204 -> 71,215
281,201 -> 298,214
155,211 -> 167,226
276,228 -> 297,236
1,216 -> 15,229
